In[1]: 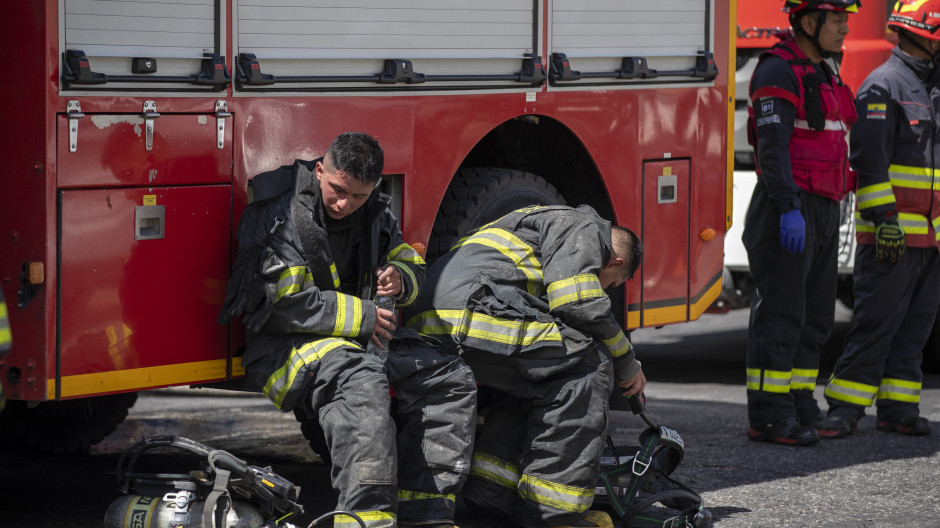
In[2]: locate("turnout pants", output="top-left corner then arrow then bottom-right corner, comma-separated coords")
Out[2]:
743,185 -> 841,427
248,338 -> 397,528
387,336 -> 478,524
459,334 -> 614,528
248,334 -> 477,528
825,245 -> 940,420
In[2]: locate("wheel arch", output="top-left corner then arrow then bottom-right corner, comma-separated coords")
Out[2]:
459,114 -> 614,221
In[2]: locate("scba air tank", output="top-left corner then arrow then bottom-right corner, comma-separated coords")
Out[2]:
104,494 -> 264,528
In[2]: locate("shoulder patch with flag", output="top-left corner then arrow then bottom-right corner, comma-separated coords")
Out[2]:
866,103 -> 886,120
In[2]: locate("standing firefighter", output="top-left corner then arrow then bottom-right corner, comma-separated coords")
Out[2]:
821,0 -> 940,438
405,205 -> 646,528
743,0 -> 860,446
219,132 -> 476,528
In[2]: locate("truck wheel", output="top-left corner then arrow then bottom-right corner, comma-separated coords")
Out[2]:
922,313 -> 940,374
427,167 -> 566,261
0,392 -> 137,453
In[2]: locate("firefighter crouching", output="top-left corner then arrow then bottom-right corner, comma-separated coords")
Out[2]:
821,0 -> 940,438
404,204 -> 646,528
218,132 -> 476,528
743,0 -> 860,446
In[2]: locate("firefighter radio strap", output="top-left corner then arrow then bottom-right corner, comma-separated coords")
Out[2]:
595,399 -> 712,528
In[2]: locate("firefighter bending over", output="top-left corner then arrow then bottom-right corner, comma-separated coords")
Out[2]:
743,0 -> 860,446
219,132 -> 476,528
821,0 -> 940,438
405,204 -> 645,528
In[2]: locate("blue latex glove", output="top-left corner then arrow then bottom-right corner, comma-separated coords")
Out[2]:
779,209 -> 805,254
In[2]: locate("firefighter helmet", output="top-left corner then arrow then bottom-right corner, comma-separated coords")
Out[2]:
887,0 -> 940,40
783,0 -> 861,14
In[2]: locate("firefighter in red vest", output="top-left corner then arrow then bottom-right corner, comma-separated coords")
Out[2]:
743,0 -> 860,446
820,0 -> 940,438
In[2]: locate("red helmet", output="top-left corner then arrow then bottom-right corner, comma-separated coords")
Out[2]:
783,0 -> 861,14
887,0 -> 940,40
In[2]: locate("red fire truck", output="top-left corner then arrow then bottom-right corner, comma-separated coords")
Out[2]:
0,0 -> 734,452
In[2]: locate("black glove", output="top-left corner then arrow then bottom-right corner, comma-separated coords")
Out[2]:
218,246 -> 268,325
875,218 -> 905,264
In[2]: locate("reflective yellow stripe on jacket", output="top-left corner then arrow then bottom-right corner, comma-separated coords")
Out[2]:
855,181 -> 896,210
602,331 -> 631,359
388,242 -> 425,266
263,338 -> 358,409
855,164 -> 940,241
275,265 -> 339,301
387,242 -> 426,307
888,164 -> 935,191
333,294 -> 366,337
406,310 -> 562,348
453,227 -> 544,297
546,273 -> 606,310
854,211 -> 931,236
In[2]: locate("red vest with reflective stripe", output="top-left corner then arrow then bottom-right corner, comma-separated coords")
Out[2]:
750,37 -> 858,201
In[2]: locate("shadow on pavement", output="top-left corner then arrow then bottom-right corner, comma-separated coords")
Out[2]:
609,397 -> 940,496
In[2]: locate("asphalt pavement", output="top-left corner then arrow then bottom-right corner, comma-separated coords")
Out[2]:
625,307 -> 940,528
1,307 -> 938,527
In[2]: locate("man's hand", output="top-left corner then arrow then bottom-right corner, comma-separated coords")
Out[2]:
875,220 -> 905,264
371,306 -> 396,347
376,266 -> 403,297
617,368 -> 647,398
779,209 -> 805,255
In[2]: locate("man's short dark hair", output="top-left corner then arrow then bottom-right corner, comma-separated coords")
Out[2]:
323,132 -> 384,184
612,225 -> 643,279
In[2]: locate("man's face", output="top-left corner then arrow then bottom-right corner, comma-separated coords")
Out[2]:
316,161 -> 375,219
813,11 -> 850,54
923,35 -> 940,56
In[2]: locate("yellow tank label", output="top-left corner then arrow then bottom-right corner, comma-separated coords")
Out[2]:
126,496 -> 158,528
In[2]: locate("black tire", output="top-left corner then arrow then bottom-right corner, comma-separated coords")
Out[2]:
427,167 -> 566,261
0,392 -> 137,453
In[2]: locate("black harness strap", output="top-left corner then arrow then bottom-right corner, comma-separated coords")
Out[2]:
596,423 -> 712,528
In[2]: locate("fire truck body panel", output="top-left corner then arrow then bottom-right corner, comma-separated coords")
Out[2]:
0,0 -> 731,417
